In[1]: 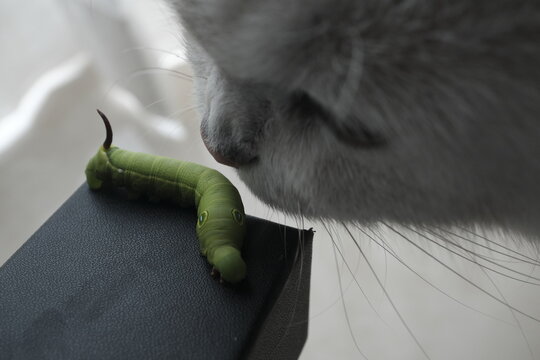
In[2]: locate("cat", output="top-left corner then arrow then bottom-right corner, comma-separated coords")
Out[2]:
169,1 -> 540,240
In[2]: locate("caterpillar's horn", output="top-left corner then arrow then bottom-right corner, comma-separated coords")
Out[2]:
96,109 -> 113,150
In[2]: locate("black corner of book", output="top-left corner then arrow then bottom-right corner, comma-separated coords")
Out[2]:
0,185 -> 313,360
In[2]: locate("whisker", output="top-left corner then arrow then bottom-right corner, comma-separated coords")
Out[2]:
282,212 -> 289,262
469,253 -> 536,359
321,223 -> 390,326
382,222 -> 540,323
447,226 -> 537,359
436,227 -> 540,266
101,67 -> 195,105
327,221 -> 348,274
143,96 -> 201,115
299,223 -> 362,323
426,227 -> 540,275
425,227 -> 540,279
119,46 -> 187,61
405,226 -> 540,286
331,237 -> 369,359
122,67 -> 194,81
166,104 -> 199,119
354,225 -> 515,326
382,238 -> 388,296
456,226 -> 540,264
290,221 -> 363,327
269,208 -> 305,357
144,97 -> 170,110
342,222 -> 432,360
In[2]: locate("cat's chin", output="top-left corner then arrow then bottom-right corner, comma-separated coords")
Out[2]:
237,160 -> 380,223
240,163 -> 540,239
237,163 -> 316,218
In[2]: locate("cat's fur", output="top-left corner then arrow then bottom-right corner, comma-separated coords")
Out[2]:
171,1 -> 540,238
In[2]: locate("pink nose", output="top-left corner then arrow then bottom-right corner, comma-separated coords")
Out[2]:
201,135 -> 239,169
207,147 -> 240,169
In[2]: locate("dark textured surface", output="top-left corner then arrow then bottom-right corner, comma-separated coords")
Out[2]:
0,185 -> 313,360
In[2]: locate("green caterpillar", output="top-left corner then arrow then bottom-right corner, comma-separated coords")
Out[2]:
85,110 -> 247,283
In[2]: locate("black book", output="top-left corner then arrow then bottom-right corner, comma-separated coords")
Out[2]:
0,185 -> 313,359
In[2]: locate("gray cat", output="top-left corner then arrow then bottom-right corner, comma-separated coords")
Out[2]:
170,1 -> 540,239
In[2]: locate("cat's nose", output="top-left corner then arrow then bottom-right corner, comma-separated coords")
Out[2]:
204,143 -> 240,169
201,130 -> 258,169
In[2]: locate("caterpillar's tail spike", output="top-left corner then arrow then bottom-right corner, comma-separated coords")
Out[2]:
96,109 -> 113,150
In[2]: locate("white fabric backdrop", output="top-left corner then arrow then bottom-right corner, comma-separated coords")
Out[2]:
1,1 -> 539,359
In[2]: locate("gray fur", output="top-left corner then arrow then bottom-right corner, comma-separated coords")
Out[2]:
171,1 -> 540,238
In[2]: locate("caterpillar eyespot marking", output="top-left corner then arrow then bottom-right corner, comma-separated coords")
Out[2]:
85,109 -> 247,284
232,209 -> 244,225
198,210 -> 209,227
